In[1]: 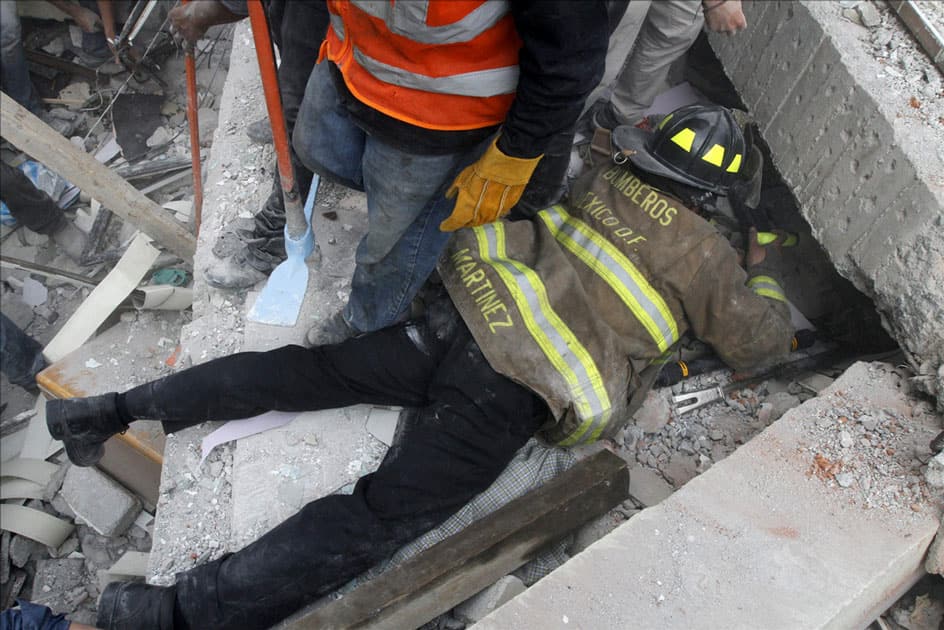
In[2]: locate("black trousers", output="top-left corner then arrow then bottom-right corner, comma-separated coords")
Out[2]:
0,161 -> 65,235
120,300 -> 547,629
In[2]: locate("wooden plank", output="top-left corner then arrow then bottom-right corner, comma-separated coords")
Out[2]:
275,450 -> 629,630
0,93 -> 196,261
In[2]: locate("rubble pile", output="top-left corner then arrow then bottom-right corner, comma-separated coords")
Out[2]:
0,458 -> 154,625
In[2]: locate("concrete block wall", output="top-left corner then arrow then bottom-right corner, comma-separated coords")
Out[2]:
709,1 -> 944,405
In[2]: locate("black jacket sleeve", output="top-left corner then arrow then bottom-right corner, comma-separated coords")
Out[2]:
497,0 -> 609,159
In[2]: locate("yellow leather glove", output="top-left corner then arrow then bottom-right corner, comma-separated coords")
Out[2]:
440,138 -> 542,232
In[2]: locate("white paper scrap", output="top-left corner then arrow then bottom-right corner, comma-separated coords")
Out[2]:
22,277 -> 48,306
200,411 -> 299,465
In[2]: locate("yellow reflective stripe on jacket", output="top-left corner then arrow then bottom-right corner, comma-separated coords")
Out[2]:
539,205 -> 679,352
473,223 -> 612,445
747,275 -> 786,302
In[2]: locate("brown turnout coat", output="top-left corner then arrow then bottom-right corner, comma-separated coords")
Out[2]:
439,162 -> 794,445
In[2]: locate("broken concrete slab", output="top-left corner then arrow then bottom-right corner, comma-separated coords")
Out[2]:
230,407 -> 386,550
628,466 -> 674,507
926,521 -> 944,576
60,465 -> 141,537
709,1 -> 944,408
475,362 -> 942,629
455,575 -> 527,625
632,390 -> 672,434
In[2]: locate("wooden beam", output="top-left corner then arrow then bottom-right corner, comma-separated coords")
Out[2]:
0,92 -> 196,261
275,450 -> 629,630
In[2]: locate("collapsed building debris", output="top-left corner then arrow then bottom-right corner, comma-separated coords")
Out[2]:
2,1 -> 942,628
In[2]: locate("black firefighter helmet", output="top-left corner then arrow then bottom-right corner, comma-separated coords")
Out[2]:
611,104 -> 746,196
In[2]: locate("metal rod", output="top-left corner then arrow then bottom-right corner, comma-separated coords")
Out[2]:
182,0 -> 203,235
247,0 -> 306,239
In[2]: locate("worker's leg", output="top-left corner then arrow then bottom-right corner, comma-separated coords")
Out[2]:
47,322 -> 441,469
0,312 -> 46,392
605,0 -> 704,126
293,61 -> 367,191
0,1 -> 40,114
119,326 -> 434,423
341,133 -> 491,335
170,324 -> 548,629
245,0 -> 328,259
0,162 -> 65,235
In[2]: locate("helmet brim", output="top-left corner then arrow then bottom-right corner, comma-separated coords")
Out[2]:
612,125 -> 726,195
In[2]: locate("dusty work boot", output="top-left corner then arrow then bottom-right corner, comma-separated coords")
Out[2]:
306,310 -> 358,347
204,235 -> 285,290
97,582 -> 177,630
46,393 -> 128,467
203,248 -> 268,290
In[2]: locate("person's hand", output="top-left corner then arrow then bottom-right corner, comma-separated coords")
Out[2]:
703,0 -> 747,35
72,6 -> 102,33
440,138 -> 542,232
169,3 -> 211,46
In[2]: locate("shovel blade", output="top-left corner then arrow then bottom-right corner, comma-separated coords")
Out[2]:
247,257 -> 309,326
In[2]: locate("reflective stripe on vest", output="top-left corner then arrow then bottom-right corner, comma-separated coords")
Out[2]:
324,1 -> 520,129
330,12 -> 518,98
539,205 -> 679,353
352,47 -> 518,98
351,0 -> 511,44
747,275 -> 786,302
473,223 -> 612,446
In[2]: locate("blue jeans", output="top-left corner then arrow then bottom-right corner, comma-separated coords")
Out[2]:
293,61 -> 490,333
0,1 -> 40,114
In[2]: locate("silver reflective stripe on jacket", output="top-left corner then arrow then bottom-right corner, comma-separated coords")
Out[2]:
474,223 -> 612,445
539,205 -> 679,352
351,0 -> 511,44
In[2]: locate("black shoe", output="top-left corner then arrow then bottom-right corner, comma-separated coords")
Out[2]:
46,393 -> 128,467
97,581 -> 177,630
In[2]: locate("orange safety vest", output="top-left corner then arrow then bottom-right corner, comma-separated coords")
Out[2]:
321,0 -> 522,131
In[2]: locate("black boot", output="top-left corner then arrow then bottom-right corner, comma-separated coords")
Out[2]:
97,581 -> 177,630
46,393 -> 128,467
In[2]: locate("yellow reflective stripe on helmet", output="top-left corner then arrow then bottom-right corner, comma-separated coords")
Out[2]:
539,205 -> 679,353
670,128 -> 696,152
473,223 -> 611,446
747,275 -> 786,302
702,143 -> 725,167
726,153 -> 742,173
658,113 -> 673,130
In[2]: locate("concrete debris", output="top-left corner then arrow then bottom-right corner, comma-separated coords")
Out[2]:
454,575 -> 527,624
628,467 -> 674,507
856,2 -> 882,28
925,452 -> 944,488
632,390 -> 672,433
31,558 -> 92,619
8,535 -> 45,569
61,465 -> 142,537
926,521 -> 944,576
146,126 -> 172,148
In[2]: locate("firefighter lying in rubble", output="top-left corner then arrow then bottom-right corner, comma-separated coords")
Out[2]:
45,104 -> 795,630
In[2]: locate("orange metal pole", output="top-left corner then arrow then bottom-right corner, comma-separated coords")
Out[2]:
182,0 -> 203,235
247,0 -> 305,238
